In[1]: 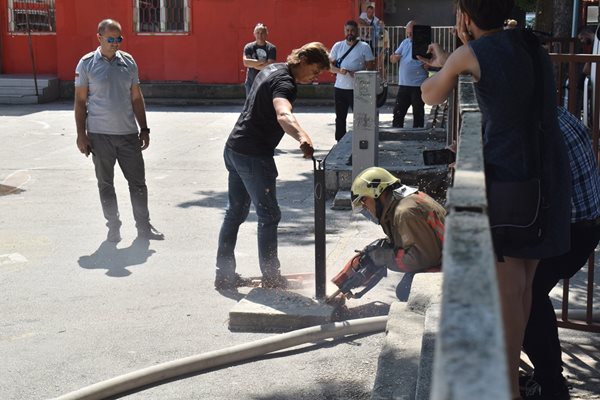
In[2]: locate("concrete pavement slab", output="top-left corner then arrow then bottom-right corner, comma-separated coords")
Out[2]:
228,287 -> 337,332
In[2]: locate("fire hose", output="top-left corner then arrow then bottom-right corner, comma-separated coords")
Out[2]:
55,316 -> 388,400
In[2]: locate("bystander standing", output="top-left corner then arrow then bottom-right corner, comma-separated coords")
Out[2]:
74,18 -> 164,243
329,20 -> 375,141
243,23 -> 277,97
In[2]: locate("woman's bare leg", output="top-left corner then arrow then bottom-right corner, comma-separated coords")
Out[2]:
496,256 -> 539,399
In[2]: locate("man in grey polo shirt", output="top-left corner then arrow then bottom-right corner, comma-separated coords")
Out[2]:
74,18 -> 163,243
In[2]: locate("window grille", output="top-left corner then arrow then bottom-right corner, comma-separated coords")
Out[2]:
134,0 -> 189,33
7,0 -> 56,33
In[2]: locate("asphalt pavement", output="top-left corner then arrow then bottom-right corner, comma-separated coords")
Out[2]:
1,101 -> 599,400
0,101 -> 405,400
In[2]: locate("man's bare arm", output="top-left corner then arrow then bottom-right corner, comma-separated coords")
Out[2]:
74,86 -> 91,155
273,97 -> 314,158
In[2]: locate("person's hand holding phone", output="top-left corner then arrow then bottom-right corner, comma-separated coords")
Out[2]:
417,43 -> 449,69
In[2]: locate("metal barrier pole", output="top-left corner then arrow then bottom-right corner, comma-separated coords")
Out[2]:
313,157 -> 326,300
25,6 -> 39,97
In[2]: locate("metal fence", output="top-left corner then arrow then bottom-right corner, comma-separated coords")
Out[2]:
7,0 -> 55,33
358,25 -> 457,85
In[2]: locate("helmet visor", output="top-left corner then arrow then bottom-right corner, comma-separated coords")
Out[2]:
350,192 -> 364,213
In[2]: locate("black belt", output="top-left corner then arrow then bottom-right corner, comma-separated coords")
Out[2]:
574,216 -> 600,228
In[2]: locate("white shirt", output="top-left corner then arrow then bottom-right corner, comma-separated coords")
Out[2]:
330,40 -> 375,90
359,12 -> 380,26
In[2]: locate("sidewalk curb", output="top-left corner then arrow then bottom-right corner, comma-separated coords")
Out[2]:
371,273 -> 443,400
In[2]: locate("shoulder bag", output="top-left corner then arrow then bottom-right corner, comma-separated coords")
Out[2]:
334,40 -> 359,69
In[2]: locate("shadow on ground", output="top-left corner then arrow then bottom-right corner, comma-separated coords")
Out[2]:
77,238 -> 155,277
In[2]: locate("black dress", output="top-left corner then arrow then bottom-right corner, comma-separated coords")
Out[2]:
469,29 -> 571,259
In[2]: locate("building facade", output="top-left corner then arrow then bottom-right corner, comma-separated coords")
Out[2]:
0,0 -> 370,84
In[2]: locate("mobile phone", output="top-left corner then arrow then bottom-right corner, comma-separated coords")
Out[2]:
412,25 -> 432,60
423,148 -> 456,165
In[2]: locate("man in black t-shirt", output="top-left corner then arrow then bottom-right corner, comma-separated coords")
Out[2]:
243,23 -> 277,97
216,42 -> 330,290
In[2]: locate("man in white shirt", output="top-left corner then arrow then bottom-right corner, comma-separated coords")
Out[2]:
358,4 -> 381,49
329,20 -> 375,141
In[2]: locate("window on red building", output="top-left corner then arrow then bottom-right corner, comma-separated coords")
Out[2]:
7,0 -> 56,33
134,0 -> 190,33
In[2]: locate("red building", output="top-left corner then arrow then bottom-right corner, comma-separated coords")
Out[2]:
0,0 -> 383,84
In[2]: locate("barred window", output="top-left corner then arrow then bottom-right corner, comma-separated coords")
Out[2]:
7,0 -> 56,33
134,0 -> 190,33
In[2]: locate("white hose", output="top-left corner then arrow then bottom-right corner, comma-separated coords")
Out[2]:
55,316 -> 388,400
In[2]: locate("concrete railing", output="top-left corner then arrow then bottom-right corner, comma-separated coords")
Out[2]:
429,76 -> 511,400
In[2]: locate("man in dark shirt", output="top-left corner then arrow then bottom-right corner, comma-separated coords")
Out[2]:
243,23 -> 277,97
215,42 -> 330,290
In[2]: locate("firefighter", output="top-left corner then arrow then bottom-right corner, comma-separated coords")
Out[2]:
350,167 -> 446,273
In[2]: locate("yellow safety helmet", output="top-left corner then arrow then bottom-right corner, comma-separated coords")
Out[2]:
350,167 -> 400,212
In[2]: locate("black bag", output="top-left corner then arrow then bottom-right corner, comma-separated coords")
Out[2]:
376,77 -> 388,108
488,178 -> 544,247
334,40 -> 359,69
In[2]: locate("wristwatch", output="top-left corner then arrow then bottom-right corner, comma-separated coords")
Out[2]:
140,128 -> 150,134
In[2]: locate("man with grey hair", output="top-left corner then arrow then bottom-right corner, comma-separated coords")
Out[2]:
74,18 -> 164,243
242,23 -> 277,97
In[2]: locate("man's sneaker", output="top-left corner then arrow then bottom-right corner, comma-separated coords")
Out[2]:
107,226 -> 121,243
262,275 -> 288,289
137,225 -> 165,240
214,273 -> 252,290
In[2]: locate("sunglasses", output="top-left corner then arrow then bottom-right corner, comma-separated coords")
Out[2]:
103,36 -> 123,44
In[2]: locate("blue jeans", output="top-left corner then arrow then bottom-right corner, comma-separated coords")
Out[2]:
216,147 -> 282,280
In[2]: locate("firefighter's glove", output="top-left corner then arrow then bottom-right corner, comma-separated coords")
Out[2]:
363,242 -> 397,270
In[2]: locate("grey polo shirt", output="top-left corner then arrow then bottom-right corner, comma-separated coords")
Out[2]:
75,48 -> 140,135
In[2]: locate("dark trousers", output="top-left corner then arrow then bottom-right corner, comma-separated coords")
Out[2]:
89,133 -> 150,230
334,87 -> 354,141
523,221 -> 600,382
393,85 -> 425,128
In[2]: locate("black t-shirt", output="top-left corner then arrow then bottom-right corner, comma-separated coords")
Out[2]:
226,63 -> 297,157
244,42 -> 277,86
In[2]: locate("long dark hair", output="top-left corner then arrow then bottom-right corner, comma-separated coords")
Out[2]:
287,42 -> 331,70
456,0 -> 514,30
